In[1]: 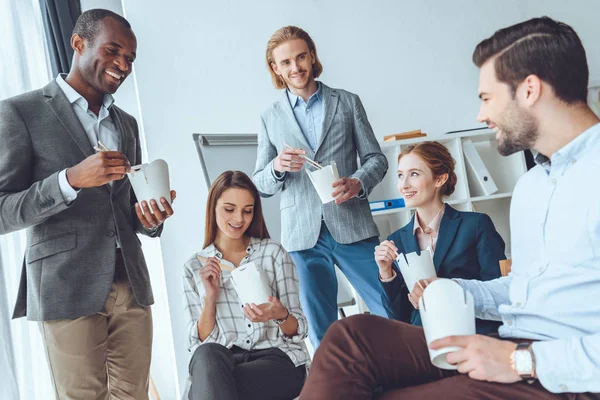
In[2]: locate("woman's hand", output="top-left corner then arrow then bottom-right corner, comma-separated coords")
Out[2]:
199,257 -> 222,301
408,277 -> 442,309
243,296 -> 288,323
374,240 -> 398,279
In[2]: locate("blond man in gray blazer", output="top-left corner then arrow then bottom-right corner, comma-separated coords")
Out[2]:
253,26 -> 392,349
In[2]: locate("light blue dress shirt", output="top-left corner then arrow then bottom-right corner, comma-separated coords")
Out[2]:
287,82 -> 324,152
55,74 -> 119,202
456,122 -> 600,393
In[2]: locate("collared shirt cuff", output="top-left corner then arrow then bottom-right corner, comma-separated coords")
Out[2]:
379,270 -> 398,282
58,169 -> 79,204
531,339 -> 590,394
351,176 -> 367,199
282,311 -> 308,343
198,323 -> 220,344
271,163 -> 287,182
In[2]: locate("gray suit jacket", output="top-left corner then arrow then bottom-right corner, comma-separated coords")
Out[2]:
0,79 -> 160,321
253,83 -> 387,252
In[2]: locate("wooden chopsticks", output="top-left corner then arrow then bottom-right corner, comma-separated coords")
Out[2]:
196,255 -> 235,272
284,143 -> 323,170
93,140 -> 110,152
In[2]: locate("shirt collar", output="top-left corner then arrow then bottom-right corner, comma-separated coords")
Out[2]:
413,204 -> 445,235
534,122 -> 600,174
56,74 -> 115,111
200,236 -> 262,260
286,81 -> 322,109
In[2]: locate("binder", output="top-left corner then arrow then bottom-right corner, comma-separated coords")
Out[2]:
462,139 -> 498,196
369,198 -> 405,212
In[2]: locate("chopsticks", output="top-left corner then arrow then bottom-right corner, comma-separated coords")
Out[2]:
94,140 -> 140,173
196,255 -> 235,272
284,143 -> 323,170
93,140 -> 110,152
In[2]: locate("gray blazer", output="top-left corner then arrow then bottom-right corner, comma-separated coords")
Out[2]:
0,79 -> 160,321
253,83 -> 387,252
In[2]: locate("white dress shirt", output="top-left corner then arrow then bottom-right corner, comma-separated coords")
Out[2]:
55,74 -> 120,202
456,122 -> 600,393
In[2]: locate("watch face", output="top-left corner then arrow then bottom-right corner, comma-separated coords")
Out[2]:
514,350 -> 534,374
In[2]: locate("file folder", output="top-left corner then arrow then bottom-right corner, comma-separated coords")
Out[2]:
462,139 -> 498,196
369,198 -> 405,212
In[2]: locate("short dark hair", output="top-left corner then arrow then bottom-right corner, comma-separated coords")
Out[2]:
72,9 -> 131,45
473,16 -> 588,104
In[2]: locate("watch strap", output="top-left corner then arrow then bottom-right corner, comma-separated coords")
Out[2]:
274,309 -> 290,325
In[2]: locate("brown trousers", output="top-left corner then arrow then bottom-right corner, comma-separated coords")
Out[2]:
300,314 -> 599,400
39,250 -> 153,400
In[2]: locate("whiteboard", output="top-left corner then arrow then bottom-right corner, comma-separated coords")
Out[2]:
192,134 -> 282,241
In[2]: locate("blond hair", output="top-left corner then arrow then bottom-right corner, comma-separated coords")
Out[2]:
265,26 -> 323,90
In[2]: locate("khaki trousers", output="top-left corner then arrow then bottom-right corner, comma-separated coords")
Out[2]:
39,250 -> 153,400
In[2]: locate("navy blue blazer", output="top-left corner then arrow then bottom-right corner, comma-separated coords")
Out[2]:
381,204 -> 505,334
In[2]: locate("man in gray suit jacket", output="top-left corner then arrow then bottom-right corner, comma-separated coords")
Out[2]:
253,26 -> 392,349
0,10 -> 174,399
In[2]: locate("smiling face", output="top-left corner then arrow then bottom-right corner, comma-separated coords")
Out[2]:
270,38 -> 315,91
215,188 -> 255,241
74,17 -> 137,95
397,152 -> 446,208
477,59 -> 539,156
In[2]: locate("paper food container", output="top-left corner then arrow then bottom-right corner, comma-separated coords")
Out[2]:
230,261 -> 271,305
418,279 -> 476,370
127,159 -> 171,212
396,249 -> 437,292
306,161 -> 340,204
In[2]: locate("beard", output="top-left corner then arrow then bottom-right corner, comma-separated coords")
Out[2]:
285,68 -> 313,91
496,100 -> 539,156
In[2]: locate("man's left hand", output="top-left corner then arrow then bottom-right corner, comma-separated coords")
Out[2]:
243,296 -> 288,323
430,335 -> 521,383
135,190 -> 177,229
332,177 -> 362,205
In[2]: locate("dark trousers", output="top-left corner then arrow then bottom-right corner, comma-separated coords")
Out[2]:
299,314 -> 600,400
189,343 -> 306,400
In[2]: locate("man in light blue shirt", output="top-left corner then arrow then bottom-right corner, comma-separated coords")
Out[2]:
286,82 -> 324,152
299,17 -> 600,399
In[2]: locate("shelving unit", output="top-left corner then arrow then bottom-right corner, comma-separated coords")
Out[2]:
370,129 -> 527,257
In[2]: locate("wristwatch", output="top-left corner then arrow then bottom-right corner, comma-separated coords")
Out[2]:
274,309 -> 290,325
510,342 -> 537,382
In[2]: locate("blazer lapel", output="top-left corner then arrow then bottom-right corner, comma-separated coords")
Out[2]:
109,107 -> 130,195
43,81 -> 94,159
110,107 -> 129,161
277,92 -> 311,150
401,215 -> 421,255
315,83 -> 339,153
433,205 -> 461,270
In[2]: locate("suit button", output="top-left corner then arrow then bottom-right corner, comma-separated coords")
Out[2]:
111,195 -> 116,201
107,230 -> 115,237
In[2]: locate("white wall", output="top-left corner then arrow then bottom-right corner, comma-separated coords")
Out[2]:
120,0 -> 600,394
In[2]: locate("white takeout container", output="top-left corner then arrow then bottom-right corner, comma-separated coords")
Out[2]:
418,279 -> 476,370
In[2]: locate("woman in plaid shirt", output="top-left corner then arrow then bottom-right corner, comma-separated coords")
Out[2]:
184,171 -> 309,400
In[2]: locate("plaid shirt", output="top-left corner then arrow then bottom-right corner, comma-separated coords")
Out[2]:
183,237 -> 309,366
